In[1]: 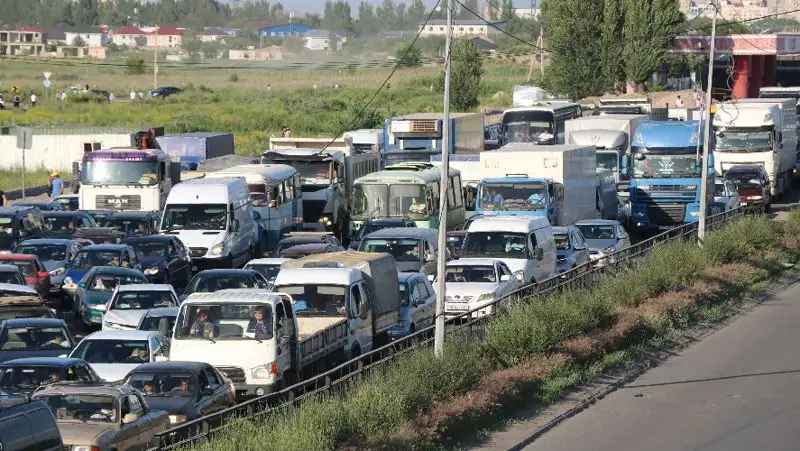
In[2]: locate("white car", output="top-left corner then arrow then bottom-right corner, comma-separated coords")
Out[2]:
714,179 -> 740,212
243,258 -> 289,286
68,330 -> 169,381
434,259 -> 518,319
101,284 -> 180,331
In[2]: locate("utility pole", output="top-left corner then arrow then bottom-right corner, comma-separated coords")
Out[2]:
434,0 -> 453,359
698,0 -> 717,245
153,25 -> 159,91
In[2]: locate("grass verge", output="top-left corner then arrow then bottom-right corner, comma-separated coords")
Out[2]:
0,170 -> 51,193
184,213 -> 800,451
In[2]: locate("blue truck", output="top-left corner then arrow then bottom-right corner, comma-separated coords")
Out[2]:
623,120 -> 716,230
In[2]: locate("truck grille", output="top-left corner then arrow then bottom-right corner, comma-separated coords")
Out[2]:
411,120 -> 438,133
634,186 -> 696,203
189,247 -> 207,258
95,194 -> 142,210
648,204 -> 685,225
302,199 -> 327,222
215,366 -> 246,384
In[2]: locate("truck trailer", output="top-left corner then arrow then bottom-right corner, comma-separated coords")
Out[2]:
156,132 -> 234,171
383,112 -> 485,155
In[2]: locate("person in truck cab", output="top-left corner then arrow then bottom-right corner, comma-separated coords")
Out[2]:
246,308 -> 271,338
190,310 -> 218,338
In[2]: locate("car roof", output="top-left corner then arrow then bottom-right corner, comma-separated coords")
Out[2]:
195,269 -> 256,276
90,266 -> 144,276
82,330 -> 157,341
397,271 -> 424,282
727,164 -> 764,172
116,284 -> 174,292
108,210 -> 159,218
279,235 -> 330,244
143,306 -> 179,317
2,318 -> 64,328
574,219 -> 621,226
79,244 -> 132,251
0,254 -> 36,261
447,258 -> 499,267
42,211 -> 82,217
1,357 -> 85,367
0,283 -> 38,294
18,238 -> 73,246
365,217 -> 413,225
0,264 -> 23,272
281,243 -> 333,251
362,227 -> 437,239
123,235 -> 172,244
34,381 -> 136,397
446,230 -> 468,237
127,361 -> 207,373
246,258 -> 290,265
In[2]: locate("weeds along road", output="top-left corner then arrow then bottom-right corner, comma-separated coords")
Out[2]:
491,279 -> 800,451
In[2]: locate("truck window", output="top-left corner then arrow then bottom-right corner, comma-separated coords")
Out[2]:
350,285 -> 362,318
528,232 -> 538,251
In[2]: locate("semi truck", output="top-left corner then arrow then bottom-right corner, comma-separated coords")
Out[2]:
623,120 -> 716,230
383,112 -> 485,155
260,148 -> 380,240
155,132 -> 235,171
274,251 -> 401,358
474,144 -> 616,225
712,99 -> 797,198
564,114 -> 647,184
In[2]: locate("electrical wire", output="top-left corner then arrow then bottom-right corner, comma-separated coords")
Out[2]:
453,0 -> 550,52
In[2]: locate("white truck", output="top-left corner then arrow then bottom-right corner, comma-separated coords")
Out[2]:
274,251 -> 401,358
474,144 -> 616,224
713,99 -> 798,198
169,291 -> 348,398
564,114 -> 646,184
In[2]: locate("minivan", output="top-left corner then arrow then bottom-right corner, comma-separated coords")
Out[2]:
358,227 -> 443,276
160,178 -> 260,270
460,216 -> 556,284
0,398 -> 63,451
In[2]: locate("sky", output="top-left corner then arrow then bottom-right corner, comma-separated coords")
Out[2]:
221,0 -> 538,15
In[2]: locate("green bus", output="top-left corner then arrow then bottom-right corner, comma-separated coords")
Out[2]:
351,162 -> 466,231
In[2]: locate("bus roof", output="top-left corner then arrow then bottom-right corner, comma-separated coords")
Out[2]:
205,164 -> 298,184
354,164 -> 461,184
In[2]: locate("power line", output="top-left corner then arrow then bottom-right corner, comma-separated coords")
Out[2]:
453,0 -> 550,53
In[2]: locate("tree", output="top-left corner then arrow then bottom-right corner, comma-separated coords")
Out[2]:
459,0 -> 479,20
683,16 -> 749,35
71,36 -> 86,47
541,0 -> 605,99
181,31 -> 203,58
448,40 -> 483,110
501,0 -> 514,21
601,0 -> 625,91
623,0 -> 682,86
407,0 -> 427,28
395,43 -> 422,67
125,56 -> 146,75
72,0 -> 99,26
357,2 -> 378,36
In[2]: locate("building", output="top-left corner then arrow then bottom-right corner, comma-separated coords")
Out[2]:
111,26 -> 148,47
513,7 -> 541,19
680,0 -> 773,21
254,23 -> 311,38
146,26 -> 184,48
44,24 -> 71,45
199,27 -> 228,42
64,28 -> 109,47
229,46 -> 283,61
0,28 -> 45,56
418,20 -> 505,38
303,29 -> 350,51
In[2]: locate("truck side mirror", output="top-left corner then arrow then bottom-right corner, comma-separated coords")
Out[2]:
359,304 -> 368,320
232,219 -> 240,232
534,248 -> 544,260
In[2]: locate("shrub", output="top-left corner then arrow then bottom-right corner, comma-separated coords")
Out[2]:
229,72 -> 239,83
125,57 -> 146,75
704,216 -> 782,265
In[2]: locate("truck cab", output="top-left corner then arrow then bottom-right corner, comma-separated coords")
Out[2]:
476,176 -> 563,225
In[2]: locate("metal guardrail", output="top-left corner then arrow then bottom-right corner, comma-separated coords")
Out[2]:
150,206 -> 761,450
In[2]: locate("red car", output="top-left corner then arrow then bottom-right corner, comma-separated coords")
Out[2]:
0,254 -> 51,298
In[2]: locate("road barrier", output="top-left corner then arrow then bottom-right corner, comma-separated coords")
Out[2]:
150,206 -> 760,450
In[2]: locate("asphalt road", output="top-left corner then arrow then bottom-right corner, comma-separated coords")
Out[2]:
487,279 -> 800,451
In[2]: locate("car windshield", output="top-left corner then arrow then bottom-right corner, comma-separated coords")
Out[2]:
726,172 -> 763,189
43,216 -> 82,232
127,371 -> 196,397
632,148 -> 701,178
361,238 -> 421,262
105,218 -> 151,234
0,307 -> 54,322
291,162 -> 330,183
81,160 -> 159,186
275,240 -> 317,254
462,232 -> 530,259
445,266 -> 497,283
128,242 -> 169,257
111,291 -> 176,310
597,153 -> 619,172
0,216 -> 15,241
0,270 -> 24,285
353,184 -> 428,219
88,213 -> 112,224
478,183 -> 547,211
185,274 -> 254,295
162,204 -> 227,231
502,115 -> 555,144
174,303 -> 274,340
12,244 -> 67,261
0,259 -> 35,276
715,130 -> 772,152
138,314 -> 177,333
0,325 -> 72,351
0,366 -> 69,390
244,264 -> 281,282
88,273 -> 146,292
355,221 -> 406,241
278,285 -> 346,316
554,233 -> 571,250
71,250 -> 125,270
37,394 -> 118,423
70,339 -> 150,364
576,224 -> 616,240
714,182 -> 726,196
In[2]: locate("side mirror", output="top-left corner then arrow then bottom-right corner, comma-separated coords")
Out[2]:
358,303 -> 368,320
122,413 -> 139,424
634,153 -> 646,161
77,281 -> 87,288
202,387 -> 214,397
37,271 -> 49,278
232,219 -> 240,232
252,211 -> 262,221
500,274 -> 511,282
534,248 -> 544,260
95,304 -> 107,312
427,274 -> 435,282
424,252 -> 435,262
58,353 -> 68,358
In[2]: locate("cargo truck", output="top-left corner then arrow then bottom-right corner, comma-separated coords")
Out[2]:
383,112 -> 485,156
169,291 -> 348,398
565,114 -> 647,184
274,251 -> 401,358
499,102 -> 582,146
474,144 -> 616,225
269,136 -> 353,154
156,132 -> 235,171
430,154 -> 482,217
712,99 -> 797,198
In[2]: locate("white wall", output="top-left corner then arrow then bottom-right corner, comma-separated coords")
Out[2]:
0,133 -> 133,172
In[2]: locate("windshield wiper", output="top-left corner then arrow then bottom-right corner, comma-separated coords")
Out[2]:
194,335 -> 216,344
242,335 -> 265,343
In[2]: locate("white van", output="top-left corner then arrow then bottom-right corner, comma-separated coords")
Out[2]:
460,216 -> 556,284
161,178 -> 259,270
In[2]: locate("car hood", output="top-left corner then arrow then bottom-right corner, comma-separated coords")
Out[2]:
57,421 -> 115,445
65,268 -> 88,281
141,256 -> 167,269
0,349 -> 68,363
168,230 -> 223,251
443,282 -> 497,298
42,260 -> 68,271
88,363 -> 140,382
142,396 -> 194,415
84,291 -> 113,305
585,239 -> 618,252
104,309 -> 148,328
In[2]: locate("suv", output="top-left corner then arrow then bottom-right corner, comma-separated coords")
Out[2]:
104,210 -> 161,236
348,217 -> 416,250
272,232 -> 342,257
724,164 -> 771,212
0,398 -> 63,451
358,227 -> 443,275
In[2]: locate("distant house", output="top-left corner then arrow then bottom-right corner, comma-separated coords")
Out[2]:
112,26 -> 148,48
44,24 -> 71,45
147,26 -> 184,48
383,31 -> 410,39
418,20 -> 505,38
254,23 -> 310,38
303,29 -> 352,51
200,28 -> 227,42
229,46 -> 283,61
64,28 -> 109,47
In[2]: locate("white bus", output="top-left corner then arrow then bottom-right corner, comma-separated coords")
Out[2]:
500,102 -> 582,146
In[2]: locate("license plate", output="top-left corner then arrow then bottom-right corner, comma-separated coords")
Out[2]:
192,265 -> 198,272
90,312 -> 103,321
446,304 -> 469,311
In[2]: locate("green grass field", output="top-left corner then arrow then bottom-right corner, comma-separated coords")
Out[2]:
0,170 -> 50,193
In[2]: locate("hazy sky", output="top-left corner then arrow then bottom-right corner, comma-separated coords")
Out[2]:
226,0 -> 538,15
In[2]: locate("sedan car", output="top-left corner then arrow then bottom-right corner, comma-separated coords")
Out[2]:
181,269 -> 270,301
12,238 -> 85,298
552,226 -> 591,274
123,235 -> 192,287
348,217 -> 416,250
244,258 -> 289,286
388,272 -> 436,339
72,267 -> 149,327
69,330 -> 169,382
575,219 -> 631,266
63,244 -> 143,299
12,201 -> 62,211
41,211 -> 97,238
725,164 -> 771,212
272,232 -> 342,257
0,264 -> 26,286
437,259 -> 517,319
0,284 -> 58,323
152,86 -> 183,97
0,318 -> 76,363
104,210 -> 161,236
33,381 -> 170,451
714,178 -> 741,213
53,194 -> 79,211
279,242 -> 345,259
102,284 -> 180,331
85,210 -> 115,226
137,307 -> 179,345
0,253 -> 51,298
0,357 -> 102,394
125,361 -> 236,425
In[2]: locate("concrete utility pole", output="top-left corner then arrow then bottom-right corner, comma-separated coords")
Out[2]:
153,25 -> 159,91
698,0 -> 717,245
434,0 -> 454,359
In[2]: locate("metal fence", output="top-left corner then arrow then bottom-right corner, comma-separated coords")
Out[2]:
150,206 -> 760,450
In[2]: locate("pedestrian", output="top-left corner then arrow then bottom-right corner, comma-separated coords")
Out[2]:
30,93 -> 36,108
675,95 -> 685,107
137,90 -> 144,99
49,170 -> 64,200
265,83 -> 271,91
130,90 -> 136,101
61,90 -> 67,102
282,127 -> 292,138
13,95 -> 20,108
108,92 -> 115,103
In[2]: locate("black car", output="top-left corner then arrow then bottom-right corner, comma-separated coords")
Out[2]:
125,361 -> 235,423
152,86 -> 182,98
0,397 -> 63,450
349,217 -> 416,250
123,235 -> 192,287
181,269 -> 270,301
0,357 -> 101,394
0,318 -> 76,364
72,227 -> 126,245
41,211 -> 97,238
104,210 -> 161,236
0,207 -> 45,251
273,232 -> 342,257
12,201 -> 63,211
84,210 -> 114,226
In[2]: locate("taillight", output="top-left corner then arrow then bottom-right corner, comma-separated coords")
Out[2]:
37,272 -> 49,278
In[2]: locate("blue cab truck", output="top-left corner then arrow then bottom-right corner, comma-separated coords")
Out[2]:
622,120 -> 716,231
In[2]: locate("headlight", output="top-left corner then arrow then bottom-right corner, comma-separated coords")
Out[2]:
169,414 -> 187,424
71,446 -> 99,451
209,243 -> 224,256
64,277 -> 74,285
49,267 -> 66,276
746,195 -> 763,200
251,363 -> 276,380
144,267 -> 161,275
514,270 -> 524,282
603,246 -> 616,254
637,184 -> 651,190
476,293 -> 495,303
397,319 -> 408,327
